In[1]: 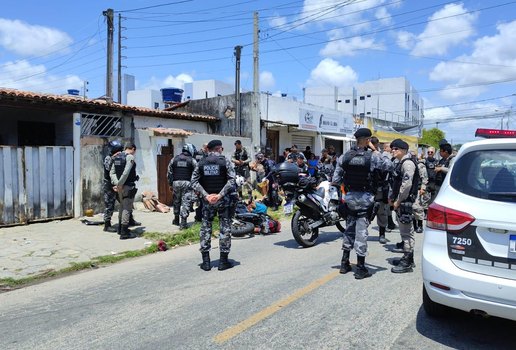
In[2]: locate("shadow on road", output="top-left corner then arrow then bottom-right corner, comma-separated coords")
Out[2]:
415,305 -> 516,350
273,231 -> 341,249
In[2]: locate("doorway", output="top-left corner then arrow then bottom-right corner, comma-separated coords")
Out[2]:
157,140 -> 174,205
266,129 -> 279,162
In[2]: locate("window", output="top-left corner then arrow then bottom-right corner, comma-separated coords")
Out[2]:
366,112 -> 371,115
354,99 -> 357,106
450,150 -> 516,203
154,102 -> 159,109
367,94 -> 371,98
359,96 -> 365,100
345,99 -> 350,103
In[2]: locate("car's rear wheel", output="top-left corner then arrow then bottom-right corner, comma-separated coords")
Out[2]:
422,284 -> 449,317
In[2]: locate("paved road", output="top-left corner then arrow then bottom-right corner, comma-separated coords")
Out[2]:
0,224 -> 514,349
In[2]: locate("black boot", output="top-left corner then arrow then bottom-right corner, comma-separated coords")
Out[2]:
103,221 -> 117,233
119,225 -> 134,240
200,252 -> 211,271
218,252 -> 233,271
128,215 -> 141,227
416,220 -> 423,233
339,250 -> 352,274
395,241 -> 404,251
391,252 -> 414,273
180,217 -> 188,230
172,216 -> 180,226
379,226 -> 387,244
354,255 -> 372,280
413,219 -> 418,232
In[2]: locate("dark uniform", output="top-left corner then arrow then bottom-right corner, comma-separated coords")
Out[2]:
103,140 -> 123,232
191,139 -> 236,271
110,143 -> 139,240
167,144 -> 197,229
425,155 -> 439,204
389,139 -> 419,273
374,149 -> 393,243
332,128 -> 393,279
232,142 -> 250,179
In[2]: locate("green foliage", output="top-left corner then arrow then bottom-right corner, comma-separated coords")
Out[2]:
419,128 -> 446,148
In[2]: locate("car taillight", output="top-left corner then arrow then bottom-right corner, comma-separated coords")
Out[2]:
426,203 -> 475,233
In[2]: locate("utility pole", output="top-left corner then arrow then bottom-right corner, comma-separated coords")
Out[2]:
117,13 -> 123,104
82,80 -> 89,99
103,8 -> 114,100
234,45 -> 242,136
253,12 -> 259,94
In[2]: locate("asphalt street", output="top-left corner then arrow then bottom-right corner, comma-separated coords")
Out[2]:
0,223 -> 514,350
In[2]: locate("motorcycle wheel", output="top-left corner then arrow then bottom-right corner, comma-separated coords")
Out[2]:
231,221 -> 255,237
335,221 -> 346,233
291,210 -> 319,248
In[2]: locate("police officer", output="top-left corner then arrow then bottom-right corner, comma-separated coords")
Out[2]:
194,143 -> 209,222
371,139 -> 392,244
103,140 -> 123,233
412,152 -> 429,233
332,128 -> 393,279
191,139 -> 236,271
425,147 -> 439,204
110,142 -> 139,240
168,143 -> 197,230
254,152 -> 280,210
231,140 -> 250,183
435,141 -> 454,194
389,139 -> 419,273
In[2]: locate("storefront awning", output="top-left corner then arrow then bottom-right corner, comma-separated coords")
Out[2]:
146,127 -> 193,137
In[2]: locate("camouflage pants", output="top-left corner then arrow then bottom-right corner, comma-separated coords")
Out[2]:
172,181 -> 194,219
376,201 -> 390,228
342,192 -> 374,257
118,185 -> 136,226
396,212 -> 415,253
103,182 -> 117,223
412,191 -> 431,221
199,197 -> 232,253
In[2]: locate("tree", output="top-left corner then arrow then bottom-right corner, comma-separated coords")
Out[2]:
419,128 -> 446,148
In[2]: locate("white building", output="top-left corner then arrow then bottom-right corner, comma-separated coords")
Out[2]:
183,80 -> 234,100
127,89 -> 165,110
304,77 -> 423,128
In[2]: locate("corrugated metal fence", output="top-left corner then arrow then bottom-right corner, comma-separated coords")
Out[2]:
0,146 -> 73,226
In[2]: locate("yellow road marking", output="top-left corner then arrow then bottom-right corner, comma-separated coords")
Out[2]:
213,270 -> 340,344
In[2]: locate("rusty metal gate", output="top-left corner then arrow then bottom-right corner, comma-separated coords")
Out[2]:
0,146 -> 73,226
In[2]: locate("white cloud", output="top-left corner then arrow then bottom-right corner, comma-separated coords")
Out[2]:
409,3 -> 478,56
0,60 -> 82,94
0,18 -> 73,56
375,7 -> 392,25
430,20 -> 516,99
320,29 -> 384,57
260,71 -> 275,89
142,73 -> 194,90
306,58 -> 358,88
424,106 -> 455,120
268,14 -> 287,29
396,30 -> 416,50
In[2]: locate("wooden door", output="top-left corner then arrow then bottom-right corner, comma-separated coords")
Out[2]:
157,144 -> 174,206
266,129 -> 280,162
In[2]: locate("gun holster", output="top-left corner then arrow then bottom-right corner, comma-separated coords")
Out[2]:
398,201 -> 413,224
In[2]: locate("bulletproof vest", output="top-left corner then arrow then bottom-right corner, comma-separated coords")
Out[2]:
234,148 -> 249,164
198,154 -> 228,194
391,158 -> 420,203
342,148 -> 374,192
434,156 -> 451,186
172,153 -> 194,181
113,152 -> 137,186
425,157 -> 438,182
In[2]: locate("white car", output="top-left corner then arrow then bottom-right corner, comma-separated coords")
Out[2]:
422,130 -> 516,321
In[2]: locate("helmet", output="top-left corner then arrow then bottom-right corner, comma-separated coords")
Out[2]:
182,143 -> 197,156
235,175 -> 246,187
108,140 -> 123,155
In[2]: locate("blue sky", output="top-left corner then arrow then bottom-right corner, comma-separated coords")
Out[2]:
1,0 -> 516,144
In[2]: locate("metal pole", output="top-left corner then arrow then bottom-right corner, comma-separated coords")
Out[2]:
103,8 -> 114,99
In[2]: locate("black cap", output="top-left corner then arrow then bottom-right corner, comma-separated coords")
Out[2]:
234,140 -> 242,145
390,139 -> 409,150
438,138 -> 449,147
354,128 -> 372,138
207,139 -> 222,150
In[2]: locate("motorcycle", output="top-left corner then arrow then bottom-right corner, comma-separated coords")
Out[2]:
282,177 -> 346,248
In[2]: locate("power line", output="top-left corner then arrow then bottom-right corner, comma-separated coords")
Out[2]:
116,0 -> 194,13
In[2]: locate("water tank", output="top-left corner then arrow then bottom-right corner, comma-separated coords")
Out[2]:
67,89 -> 80,96
161,88 -> 183,103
